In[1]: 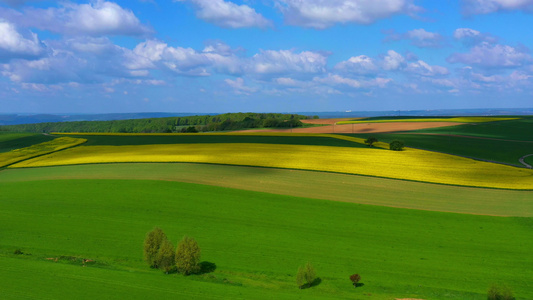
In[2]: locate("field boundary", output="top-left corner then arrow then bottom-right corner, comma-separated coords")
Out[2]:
519,154 -> 533,168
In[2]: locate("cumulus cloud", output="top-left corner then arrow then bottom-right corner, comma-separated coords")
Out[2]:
462,0 -> 533,15
225,77 -> 257,94
249,49 -> 328,76
176,0 -> 272,28
382,50 -> 406,70
0,19 -> 43,59
405,60 -> 449,76
0,1 -> 152,36
384,28 -> 444,48
448,42 -> 532,68
334,55 -> 378,75
453,28 -> 498,45
276,0 -> 420,29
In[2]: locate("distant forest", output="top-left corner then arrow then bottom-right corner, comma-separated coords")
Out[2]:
0,113 -> 318,133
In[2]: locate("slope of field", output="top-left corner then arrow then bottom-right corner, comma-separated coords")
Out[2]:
0,137 -> 87,168
0,132 -> 55,153
10,142 -> 533,190
1,179 -> 531,299
1,163 -> 531,217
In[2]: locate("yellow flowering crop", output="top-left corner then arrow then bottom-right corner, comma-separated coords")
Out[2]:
0,137 -> 87,168
11,143 -> 533,190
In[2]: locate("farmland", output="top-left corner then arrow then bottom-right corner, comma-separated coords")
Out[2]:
0,116 -> 532,299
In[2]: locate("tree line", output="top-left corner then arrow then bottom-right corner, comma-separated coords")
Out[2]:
0,113 -> 317,133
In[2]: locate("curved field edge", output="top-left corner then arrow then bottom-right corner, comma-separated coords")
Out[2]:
0,137 -> 87,168
1,163 -> 531,217
9,143 -> 533,190
1,179 -> 531,299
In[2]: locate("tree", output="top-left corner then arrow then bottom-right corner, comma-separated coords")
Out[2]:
143,227 -> 167,268
157,239 -> 176,274
364,137 -> 378,147
296,262 -> 317,289
176,236 -> 201,275
390,140 -> 404,151
487,283 -> 514,300
350,274 -> 361,287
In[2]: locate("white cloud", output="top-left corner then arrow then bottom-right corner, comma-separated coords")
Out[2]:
448,42 -> 532,68
453,28 -> 497,45
384,28 -> 444,48
276,0 -> 420,29
176,0 -> 272,28
249,49 -> 327,76
462,0 -> 533,14
334,55 -> 378,74
0,1 -> 152,36
382,50 -> 405,70
0,19 -> 43,59
406,60 -> 449,76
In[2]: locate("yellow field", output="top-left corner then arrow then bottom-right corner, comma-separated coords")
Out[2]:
0,137 -> 87,168
10,142 -> 533,189
337,116 -> 519,124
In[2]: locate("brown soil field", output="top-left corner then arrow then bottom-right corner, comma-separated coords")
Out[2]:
300,118 -> 356,125
243,121 -> 464,134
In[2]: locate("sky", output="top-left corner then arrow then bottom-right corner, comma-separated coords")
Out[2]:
0,0 -> 532,114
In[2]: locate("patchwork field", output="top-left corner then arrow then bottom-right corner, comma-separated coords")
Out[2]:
1,117 -> 532,299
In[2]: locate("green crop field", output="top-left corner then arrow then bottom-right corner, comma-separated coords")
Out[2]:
1,120 -> 532,299
1,179 -> 531,299
0,132 -> 55,153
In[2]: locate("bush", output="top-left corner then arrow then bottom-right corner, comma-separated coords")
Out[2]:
364,137 -> 378,147
389,140 -> 404,151
176,236 -> 201,275
487,283 -> 514,300
143,227 -> 167,268
13,249 -> 23,255
350,274 -> 361,287
157,239 -> 176,274
296,262 -> 317,289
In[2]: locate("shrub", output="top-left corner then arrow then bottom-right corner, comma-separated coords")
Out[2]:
487,283 -> 514,300
296,262 -> 317,289
143,227 -> 167,268
390,140 -> 405,151
157,239 -> 176,274
176,236 -> 201,275
13,249 -> 23,255
364,137 -> 378,147
350,274 -> 361,287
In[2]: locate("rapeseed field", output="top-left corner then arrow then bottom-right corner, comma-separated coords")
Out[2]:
0,137 -> 86,168
11,142 -> 533,189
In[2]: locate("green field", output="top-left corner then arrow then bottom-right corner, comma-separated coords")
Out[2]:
0,132 -> 55,153
1,179 -> 531,299
1,118 -> 532,299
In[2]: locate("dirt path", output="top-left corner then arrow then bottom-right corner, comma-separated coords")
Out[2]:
519,154 -> 533,168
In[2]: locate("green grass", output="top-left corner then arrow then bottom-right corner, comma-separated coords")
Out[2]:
0,179 -> 531,299
0,133 -> 55,153
1,163 -> 531,217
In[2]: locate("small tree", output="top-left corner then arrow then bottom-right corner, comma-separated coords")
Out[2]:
157,239 -> 176,274
390,140 -> 404,151
143,227 -> 167,268
487,283 -> 514,300
350,274 -> 361,287
176,236 -> 201,275
296,262 -> 317,289
364,137 -> 378,147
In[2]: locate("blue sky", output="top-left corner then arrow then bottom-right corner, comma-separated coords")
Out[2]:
0,0 -> 532,113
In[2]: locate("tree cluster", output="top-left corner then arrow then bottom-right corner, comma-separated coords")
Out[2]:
1,113 -> 314,133
143,227 -> 202,275
296,262 -> 317,289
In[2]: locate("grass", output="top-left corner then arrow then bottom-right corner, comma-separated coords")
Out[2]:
0,132 -> 55,153
0,179 -> 531,299
337,117 -> 519,125
0,137 -> 87,168
0,163 -> 531,217
10,142 -> 533,190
